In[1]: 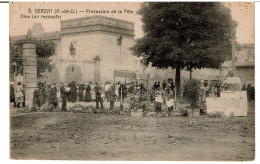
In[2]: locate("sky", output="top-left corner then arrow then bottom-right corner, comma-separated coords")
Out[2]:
10,2 -> 254,43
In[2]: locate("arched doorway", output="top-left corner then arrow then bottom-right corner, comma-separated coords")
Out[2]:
65,64 -> 82,83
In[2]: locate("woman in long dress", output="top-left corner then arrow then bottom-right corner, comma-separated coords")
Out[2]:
90,83 -> 95,102
166,89 -> 174,114
104,82 -> 110,101
15,82 -> 24,108
84,84 -> 92,102
78,83 -> 84,101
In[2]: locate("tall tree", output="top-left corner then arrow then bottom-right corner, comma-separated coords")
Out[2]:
131,2 -> 237,97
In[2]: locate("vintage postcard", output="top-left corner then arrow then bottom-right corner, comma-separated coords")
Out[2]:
9,2 -> 254,160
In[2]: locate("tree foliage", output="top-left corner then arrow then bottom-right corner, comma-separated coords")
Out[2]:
10,41 -> 24,75
36,40 -> 55,78
10,39 -> 55,78
130,2 -> 237,96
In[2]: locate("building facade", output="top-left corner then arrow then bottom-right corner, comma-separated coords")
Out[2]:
233,43 -> 255,86
10,16 -> 142,84
10,16 -> 254,87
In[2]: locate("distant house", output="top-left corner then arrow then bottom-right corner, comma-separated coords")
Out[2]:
233,43 -> 255,86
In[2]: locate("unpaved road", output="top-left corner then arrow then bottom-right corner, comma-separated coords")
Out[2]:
10,102 -> 255,161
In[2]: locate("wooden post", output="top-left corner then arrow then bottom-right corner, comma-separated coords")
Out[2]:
174,86 -> 177,111
121,87 -> 123,102
120,86 -> 123,111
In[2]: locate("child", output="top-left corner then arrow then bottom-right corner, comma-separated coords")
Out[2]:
154,88 -> 163,113
166,90 -> 174,114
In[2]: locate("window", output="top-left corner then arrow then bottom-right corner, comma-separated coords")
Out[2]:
69,43 -> 76,55
117,34 -> 123,45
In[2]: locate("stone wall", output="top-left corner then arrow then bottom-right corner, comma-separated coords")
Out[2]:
57,30 -> 140,83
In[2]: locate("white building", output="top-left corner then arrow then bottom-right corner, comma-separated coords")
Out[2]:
10,16 -> 142,84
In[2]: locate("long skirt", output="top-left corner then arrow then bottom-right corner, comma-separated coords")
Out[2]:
71,91 -> 77,102
166,99 -> 174,107
84,91 -> 92,102
79,90 -> 84,101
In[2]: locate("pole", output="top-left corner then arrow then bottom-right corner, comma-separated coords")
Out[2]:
119,44 -> 122,70
120,87 -> 123,111
174,85 -> 177,111
121,87 -> 123,103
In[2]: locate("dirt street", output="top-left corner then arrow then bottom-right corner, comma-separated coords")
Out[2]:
10,102 -> 255,161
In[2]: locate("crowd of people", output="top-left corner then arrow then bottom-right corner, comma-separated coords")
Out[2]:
10,79 -> 177,114
28,81 -> 144,112
198,81 -> 255,102
151,80 -> 175,113
10,78 -> 254,114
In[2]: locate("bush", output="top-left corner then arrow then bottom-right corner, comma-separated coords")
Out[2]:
207,112 -> 223,118
184,79 -> 200,108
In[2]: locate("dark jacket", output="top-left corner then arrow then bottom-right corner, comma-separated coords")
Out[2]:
94,85 -> 102,98
60,86 -> 67,98
107,86 -> 117,102
50,88 -> 57,98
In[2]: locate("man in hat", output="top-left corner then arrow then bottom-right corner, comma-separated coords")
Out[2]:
107,84 -> 117,112
33,86 -> 41,109
49,84 -> 58,109
94,82 -> 104,109
60,82 -> 68,111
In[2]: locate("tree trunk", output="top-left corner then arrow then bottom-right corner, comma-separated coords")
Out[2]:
189,69 -> 192,80
175,64 -> 181,98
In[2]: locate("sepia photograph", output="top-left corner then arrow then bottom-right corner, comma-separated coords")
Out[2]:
9,1 -> 255,161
